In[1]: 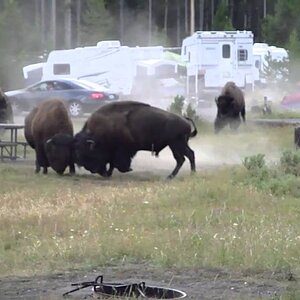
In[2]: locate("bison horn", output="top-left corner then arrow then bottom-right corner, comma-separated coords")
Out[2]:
46,138 -> 53,144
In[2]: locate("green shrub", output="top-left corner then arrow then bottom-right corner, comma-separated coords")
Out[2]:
280,150 -> 300,176
242,154 -> 266,171
169,95 -> 185,115
241,153 -> 300,197
185,103 -> 199,121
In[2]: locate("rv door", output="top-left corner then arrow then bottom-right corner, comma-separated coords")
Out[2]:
219,42 -> 235,86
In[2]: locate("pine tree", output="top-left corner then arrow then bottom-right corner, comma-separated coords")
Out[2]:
212,0 -> 234,31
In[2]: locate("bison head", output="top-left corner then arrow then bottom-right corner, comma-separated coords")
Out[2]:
73,131 -> 112,177
44,133 -> 74,175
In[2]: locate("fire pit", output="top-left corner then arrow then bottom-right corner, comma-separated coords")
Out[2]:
63,275 -> 187,299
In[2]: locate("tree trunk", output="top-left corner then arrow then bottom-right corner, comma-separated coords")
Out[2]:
120,0 -> 124,43
76,0 -> 81,45
64,0 -> 72,48
51,0 -> 56,49
211,0 -> 214,28
176,0 -> 181,46
41,0 -> 45,47
148,0 -> 152,45
185,0 -> 188,34
199,0 -> 204,30
164,0 -> 168,34
190,0 -> 195,35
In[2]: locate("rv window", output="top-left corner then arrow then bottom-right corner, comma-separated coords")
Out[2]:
238,49 -> 248,61
255,60 -> 261,69
53,64 -> 70,75
222,44 -> 230,59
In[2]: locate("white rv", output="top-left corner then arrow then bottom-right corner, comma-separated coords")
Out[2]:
253,42 -> 288,84
181,30 -> 255,99
23,41 -> 166,96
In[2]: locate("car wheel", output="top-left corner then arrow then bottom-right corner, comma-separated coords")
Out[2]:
68,101 -> 83,117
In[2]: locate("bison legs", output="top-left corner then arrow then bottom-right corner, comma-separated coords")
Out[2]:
168,140 -> 195,179
69,163 -> 75,175
241,107 -> 246,122
184,144 -> 196,172
229,116 -> 241,131
35,145 -> 49,174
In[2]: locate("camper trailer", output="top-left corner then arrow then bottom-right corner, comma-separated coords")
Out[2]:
181,30 -> 255,99
253,43 -> 289,84
23,41 -> 166,96
42,40 -> 135,95
23,62 -> 45,86
22,41 -> 185,99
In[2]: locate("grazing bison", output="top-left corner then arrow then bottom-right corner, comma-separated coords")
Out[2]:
74,101 -> 197,179
0,88 -> 13,123
24,99 -> 75,175
214,81 -> 246,133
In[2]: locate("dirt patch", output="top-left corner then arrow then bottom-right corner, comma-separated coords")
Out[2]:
0,264 -> 297,300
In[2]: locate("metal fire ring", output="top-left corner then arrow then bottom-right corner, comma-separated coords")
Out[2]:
63,275 -> 187,299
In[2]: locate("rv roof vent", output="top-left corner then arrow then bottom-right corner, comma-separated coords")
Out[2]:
96,40 -> 121,48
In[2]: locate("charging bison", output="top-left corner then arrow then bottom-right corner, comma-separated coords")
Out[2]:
74,101 -> 197,179
24,99 -> 75,175
214,81 -> 246,133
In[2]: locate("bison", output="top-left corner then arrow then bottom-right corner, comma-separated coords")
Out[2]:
214,81 -> 246,133
24,99 -> 75,175
74,101 -> 197,179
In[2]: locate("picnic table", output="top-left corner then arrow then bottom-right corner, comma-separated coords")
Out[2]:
0,123 -> 28,161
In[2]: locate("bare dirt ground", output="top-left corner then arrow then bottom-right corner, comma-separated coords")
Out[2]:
0,263 -> 297,300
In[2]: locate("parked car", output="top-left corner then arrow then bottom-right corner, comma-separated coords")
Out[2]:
5,78 -> 119,117
281,90 -> 300,110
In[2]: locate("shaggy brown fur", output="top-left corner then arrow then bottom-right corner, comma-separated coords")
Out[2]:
214,81 -> 246,133
25,99 -> 74,175
74,101 -> 197,179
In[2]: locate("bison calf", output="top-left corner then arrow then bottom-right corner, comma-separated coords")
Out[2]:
214,81 -> 246,133
24,99 -> 75,175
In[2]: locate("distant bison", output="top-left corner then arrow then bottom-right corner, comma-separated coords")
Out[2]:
24,99 -> 75,175
74,101 -> 197,179
0,88 -> 13,124
214,81 -> 246,133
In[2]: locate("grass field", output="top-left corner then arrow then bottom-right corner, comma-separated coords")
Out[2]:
0,122 -> 299,283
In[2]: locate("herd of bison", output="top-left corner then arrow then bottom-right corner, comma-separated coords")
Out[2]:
0,81 -> 245,179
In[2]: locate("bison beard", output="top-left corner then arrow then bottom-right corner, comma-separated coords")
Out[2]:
214,81 -> 246,134
74,101 -> 197,179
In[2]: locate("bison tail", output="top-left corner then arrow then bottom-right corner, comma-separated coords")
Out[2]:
185,117 -> 198,138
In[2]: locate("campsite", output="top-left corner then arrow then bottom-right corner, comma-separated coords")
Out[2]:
0,1 -> 300,299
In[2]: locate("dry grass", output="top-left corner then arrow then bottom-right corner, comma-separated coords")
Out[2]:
0,122 -> 299,279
